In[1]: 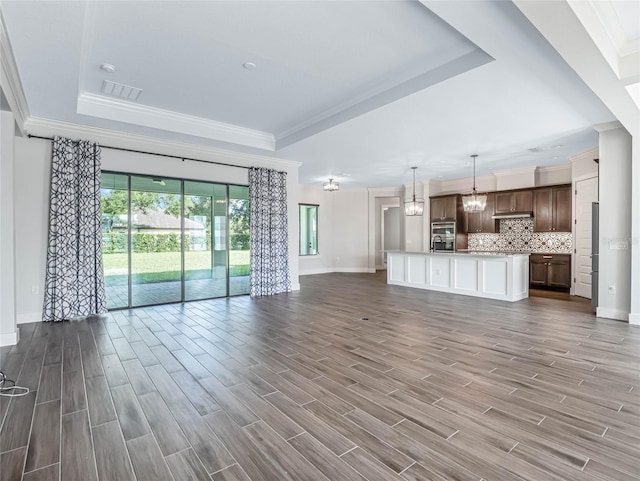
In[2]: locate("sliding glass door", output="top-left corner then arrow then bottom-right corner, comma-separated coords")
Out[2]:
184,181 -> 228,301
130,176 -> 183,307
101,172 -> 249,308
229,185 -> 250,296
101,173 -> 130,310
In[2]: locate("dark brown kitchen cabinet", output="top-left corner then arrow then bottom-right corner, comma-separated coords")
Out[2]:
529,254 -> 571,289
430,195 -> 457,222
465,193 -> 496,233
495,190 -> 532,214
533,185 -> 572,232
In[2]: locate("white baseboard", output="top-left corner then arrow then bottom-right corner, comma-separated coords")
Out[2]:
299,267 -> 376,276
334,267 -> 376,273
628,312 -> 640,325
290,282 -> 301,291
17,312 -> 42,324
299,268 -> 334,276
596,307 -> 629,322
0,328 -> 20,347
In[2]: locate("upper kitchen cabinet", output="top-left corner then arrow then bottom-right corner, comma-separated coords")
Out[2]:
494,190 -> 533,214
430,195 -> 458,222
466,192 -> 497,233
533,185 -> 572,232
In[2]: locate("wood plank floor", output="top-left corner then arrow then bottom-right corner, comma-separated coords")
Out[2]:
1,272 -> 639,481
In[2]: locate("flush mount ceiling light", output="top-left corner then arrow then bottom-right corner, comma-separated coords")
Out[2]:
243,62 -> 256,70
462,154 -> 487,212
323,178 -> 339,192
404,167 -> 425,216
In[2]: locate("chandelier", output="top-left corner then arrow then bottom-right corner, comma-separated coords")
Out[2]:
323,178 -> 339,192
461,154 -> 487,212
404,167 -> 425,216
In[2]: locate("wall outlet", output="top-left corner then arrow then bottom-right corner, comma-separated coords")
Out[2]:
31,286 -> 39,295
435,268 -> 441,275
608,285 -> 615,295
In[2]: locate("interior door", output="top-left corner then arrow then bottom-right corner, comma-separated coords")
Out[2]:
574,177 -> 598,298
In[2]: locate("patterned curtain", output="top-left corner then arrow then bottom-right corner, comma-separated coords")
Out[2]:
43,137 -> 107,321
249,167 -> 291,297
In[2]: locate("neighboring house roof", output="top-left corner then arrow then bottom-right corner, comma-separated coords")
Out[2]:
104,209 -> 206,230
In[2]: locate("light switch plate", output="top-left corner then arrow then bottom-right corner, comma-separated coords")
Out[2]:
609,239 -> 629,250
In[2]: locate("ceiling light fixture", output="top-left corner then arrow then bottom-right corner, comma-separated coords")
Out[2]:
323,178 -> 339,192
461,154 -> 487,212
243,62 -> 256,70
404,167 -> 424,216
100,63 -> 116,73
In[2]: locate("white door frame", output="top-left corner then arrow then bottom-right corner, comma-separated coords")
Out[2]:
571,173 -> 598,297
380,204 -> 400,270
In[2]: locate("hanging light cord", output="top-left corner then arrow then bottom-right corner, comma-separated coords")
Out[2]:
412,167 -> 417,201
472,154 -> 478,194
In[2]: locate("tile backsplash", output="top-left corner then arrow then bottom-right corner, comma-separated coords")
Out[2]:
467,218 -> 572,253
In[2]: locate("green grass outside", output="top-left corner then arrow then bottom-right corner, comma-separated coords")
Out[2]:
103,250 -> 250,284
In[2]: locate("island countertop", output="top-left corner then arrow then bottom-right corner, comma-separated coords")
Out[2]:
387,250 -> 530,257
387,250 -> 529,302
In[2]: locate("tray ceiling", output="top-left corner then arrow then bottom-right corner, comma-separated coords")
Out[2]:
0,0 -> 616,187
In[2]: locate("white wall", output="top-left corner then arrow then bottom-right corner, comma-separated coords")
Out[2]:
536,165 -> 572,186
430,164 -> 572,197
571,147 -> 599,180
13,137 -> 49,324
298,186 -> 371,275
494,167 -> 537,190
298,185 -> 333,275
334,189 -> 370,272
13,135 -> 300,324
0,110 -> 18,345
630,133 -> 640,325
597,125 -> 632,321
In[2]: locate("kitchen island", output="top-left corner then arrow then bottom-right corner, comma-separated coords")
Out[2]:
387,251 -> 529,302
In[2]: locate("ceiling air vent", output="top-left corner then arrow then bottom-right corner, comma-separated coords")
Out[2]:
101,80 -> 143,101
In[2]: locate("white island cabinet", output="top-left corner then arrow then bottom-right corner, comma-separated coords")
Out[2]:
387,251 -> 529,302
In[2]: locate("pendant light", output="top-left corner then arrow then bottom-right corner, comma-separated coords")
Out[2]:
323,178 -> 339,192
461,154 -> 487,212
404,167 -> 425,216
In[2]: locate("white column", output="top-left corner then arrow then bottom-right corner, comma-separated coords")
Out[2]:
596,123 -> 632,322
0,109 -> 18,346
422,180 -> 431,252
629,134 -> 640,325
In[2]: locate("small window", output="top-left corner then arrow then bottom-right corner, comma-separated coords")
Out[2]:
299,204 -> 318,256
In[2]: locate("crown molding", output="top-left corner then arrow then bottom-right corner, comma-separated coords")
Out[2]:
537,163 -> 571,173
569,146 -> 599,163
23,116 -> 300,170
76,92 -> 275,151
0,11 -> 30,132
367,187 -> 402,196
492,166 -> 538,177
593,120 -> 624,133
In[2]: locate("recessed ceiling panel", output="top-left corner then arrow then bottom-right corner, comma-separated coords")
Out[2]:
81,1 -> 485,138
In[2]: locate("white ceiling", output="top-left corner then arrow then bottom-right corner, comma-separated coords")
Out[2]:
0,0 -> 618,187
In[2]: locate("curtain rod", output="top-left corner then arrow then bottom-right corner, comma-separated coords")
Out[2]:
27,134 -> 250,170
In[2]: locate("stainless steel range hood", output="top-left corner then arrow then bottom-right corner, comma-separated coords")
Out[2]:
491,211 -> 533,219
